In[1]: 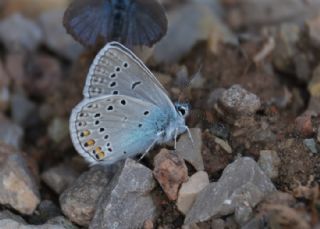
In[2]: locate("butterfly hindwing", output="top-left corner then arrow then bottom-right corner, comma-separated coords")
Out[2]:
70,95 -> 168,164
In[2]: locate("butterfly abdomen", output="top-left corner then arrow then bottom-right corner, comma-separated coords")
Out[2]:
111,0 -> 132,43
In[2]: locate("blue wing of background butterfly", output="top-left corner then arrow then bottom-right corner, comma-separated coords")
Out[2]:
63,0 -> 112,47
126,0 -> 168,47
63,0 -> 167,47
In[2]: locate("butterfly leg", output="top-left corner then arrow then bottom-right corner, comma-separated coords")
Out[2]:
138,138 -> 158,161
174,128 -> 178,150
186,127 -> 195,149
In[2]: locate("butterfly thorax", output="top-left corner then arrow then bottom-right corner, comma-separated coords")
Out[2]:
155,107 -> 187,144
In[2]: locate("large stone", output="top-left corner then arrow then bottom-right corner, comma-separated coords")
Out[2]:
60,166 -> 115,226
258,150 -> 281,180
0,142 -> 40,215
90,159 -> 157,229
185,157 -> 275,224
177,171 -> 209,214
176,128 -> 204,171
153,149 -> 188,201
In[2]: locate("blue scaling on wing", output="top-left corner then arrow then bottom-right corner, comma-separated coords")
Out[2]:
63,0 -> 167,47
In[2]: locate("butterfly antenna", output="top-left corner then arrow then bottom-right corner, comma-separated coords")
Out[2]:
177,65 -> 203,103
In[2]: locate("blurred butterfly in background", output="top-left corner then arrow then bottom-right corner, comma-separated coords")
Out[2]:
63,0 -> 168,48
69,42 -> 190,165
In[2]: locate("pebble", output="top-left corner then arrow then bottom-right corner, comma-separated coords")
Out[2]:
272,23 -> 301,76
185,157 -> 275,224
177,171 -> 209,214
217,85 -> 261,118
153,149 -> 188,201
0,142 -> 40,215
60,166 -> 115,226
0,13 -> 43,52
295,111 -> 316,138
38,10 -> 83,61
258,150 -> 281,180
306,14 -> 320,48
0,116 -> 24,149
0,61 -> 10,112
47,118 -> 69,144
214,137 -> 232,154
209,122 -> 230,140
309,64 -> 320,97
176,128 -> 204,171
90,159 -> 157,229
10,93 -> 37,127
303,138 -> 318,154
41,163 -> 79,194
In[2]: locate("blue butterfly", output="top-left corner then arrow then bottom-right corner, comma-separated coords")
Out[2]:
63,0 -> 168,47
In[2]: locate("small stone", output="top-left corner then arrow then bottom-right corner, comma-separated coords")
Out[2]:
207,88 -> 226,109
214,137 -> 232,154
10,93 -> 37,127
28,200 -> 62,225
307,14 -> 320,48
176,128 -> 204,171
0,142 -> 40,215
295,111 -> 316,138
143,219 -> 154,229
185,157 -> 275,224
38,10 -> 83,61
177,171 -> 209,214
317,126 -> 320,143
60,166 -> 115,226
209,122 -> 230,140
42,163 -> 79,194
153,149 -> 188,201
217,85 -> 261,117
90,159 -> 157,229
46,216 -> 78,229
4,53 -> 25,85
0,116 -> 24,149
303,138 -> 318,154
0,61 -> 10,112
0,13 -> 43,52
258,150 -> 281,180
47,118 -> 69,144
309,64 -> 320,97
211,219 -> 225,229
234,202 -> 252,225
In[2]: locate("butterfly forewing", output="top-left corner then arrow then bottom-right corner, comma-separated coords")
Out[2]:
70,95 -> 167,164
83,42 -> 173,108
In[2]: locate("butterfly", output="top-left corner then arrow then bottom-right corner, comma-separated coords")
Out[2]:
63,0 -> 168,47
69,42 -> 191,164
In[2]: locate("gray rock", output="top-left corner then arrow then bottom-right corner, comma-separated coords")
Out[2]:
176,128 -> 204,171
0,216 -> 77,229
38,10 -> 83,61
0,142 -> 40,215
217,85 -> 261,117
185,157 -> 275,224
42,163 -> 79,194
234,202 -> 253,226
60,166 -> 115,226
154,1 -> 236,63
47,118 -> 69,144
258,150 -> 281,180
29,200 -> 62,224
10,93 -> 37,127
0,117 -> 24,149
0,13 -> 43,52
232,0 -> 320,27
90,159 -> 157,229
0,210 -> 26,223
303,138 -> 318,153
